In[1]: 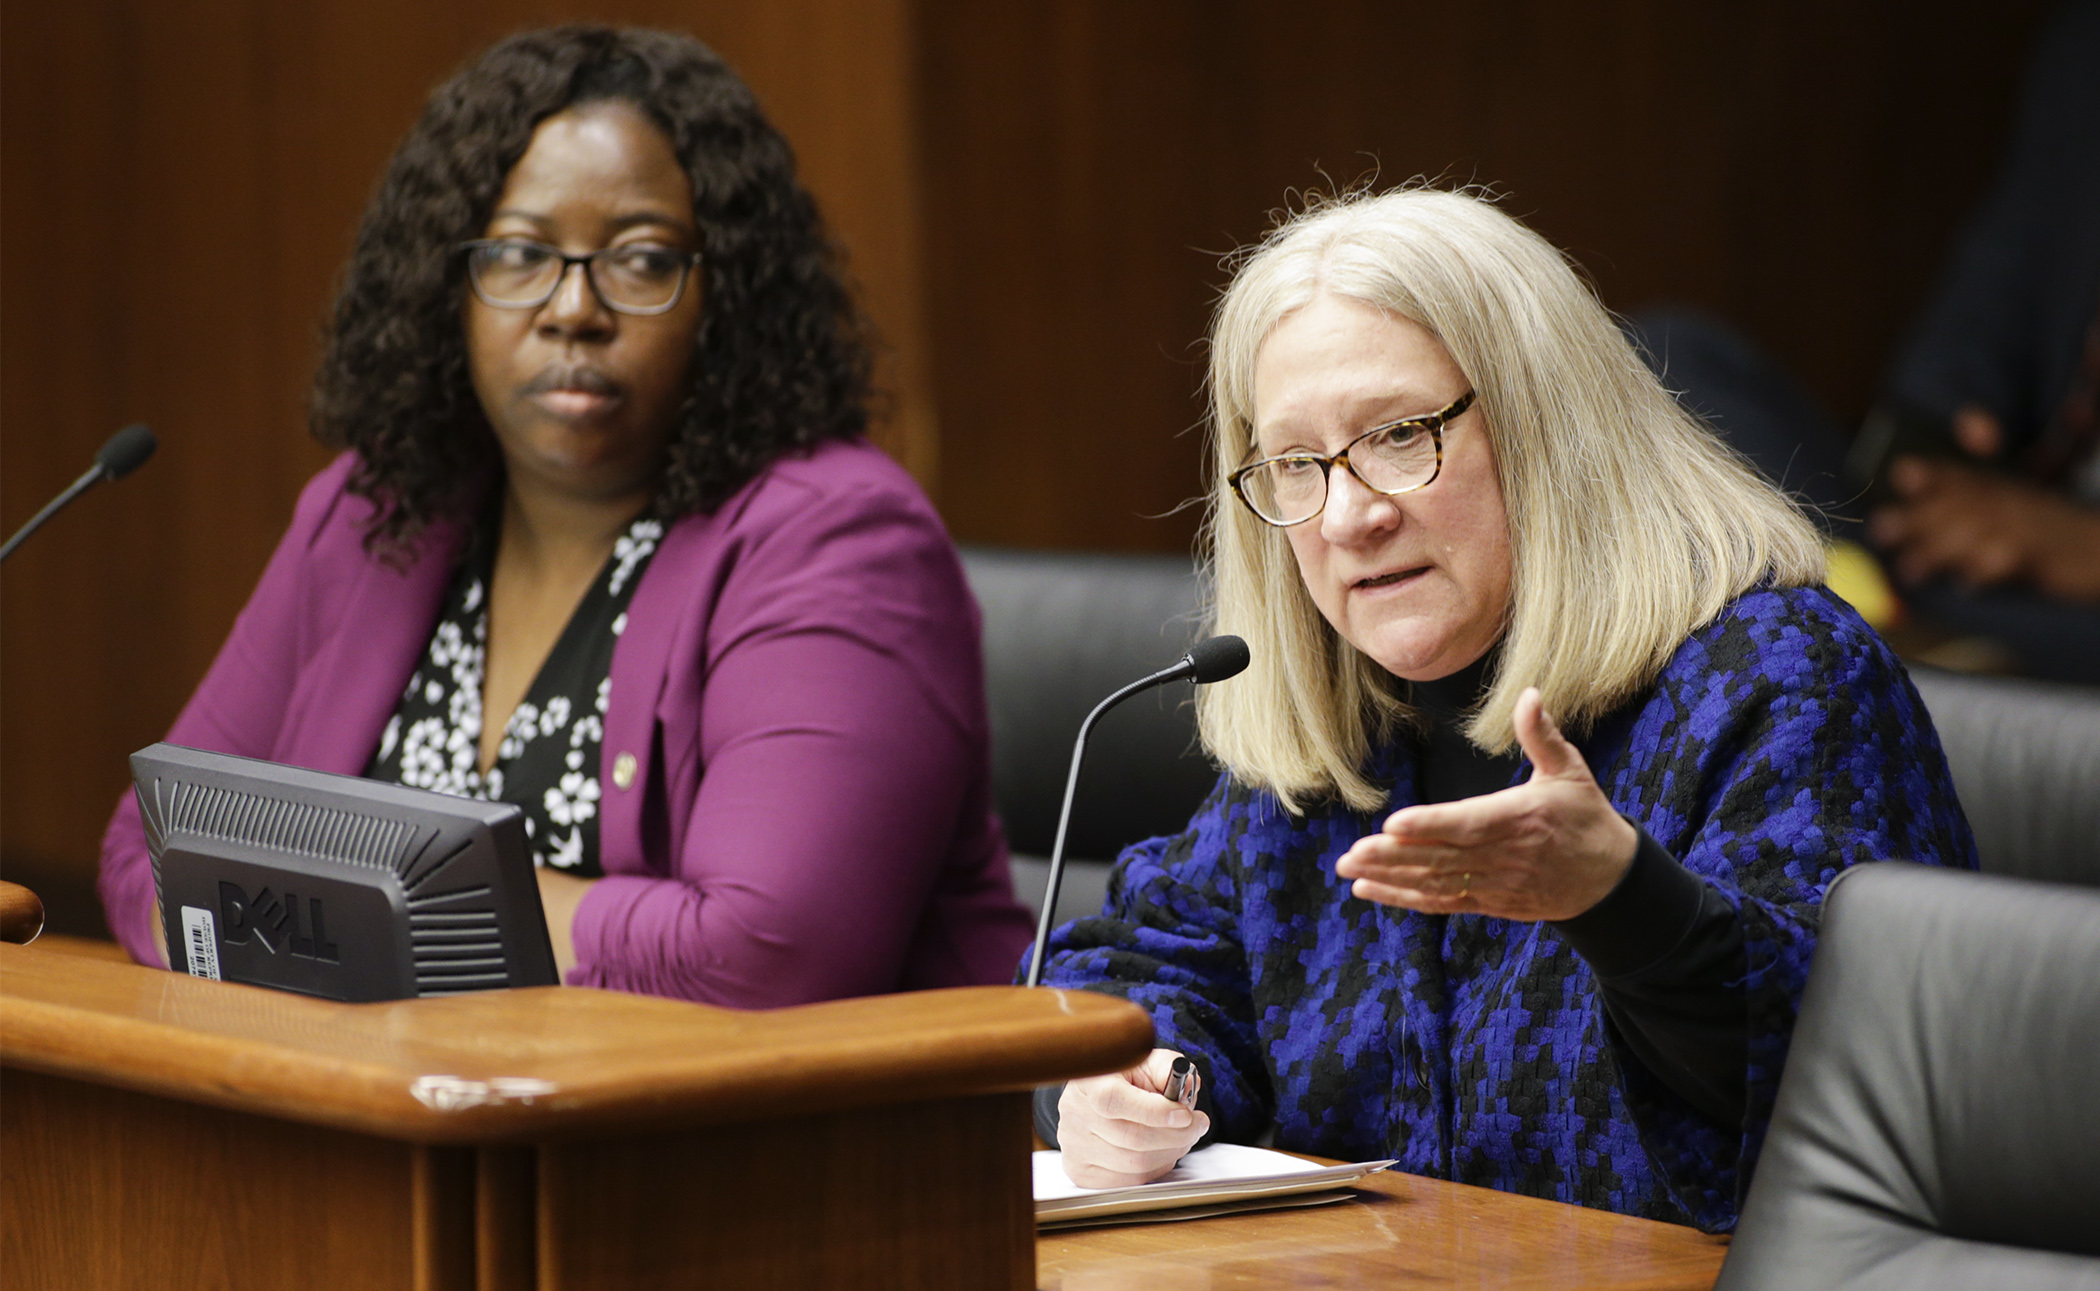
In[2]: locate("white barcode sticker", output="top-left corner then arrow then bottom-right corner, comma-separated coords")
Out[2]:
180,905 -> 222,981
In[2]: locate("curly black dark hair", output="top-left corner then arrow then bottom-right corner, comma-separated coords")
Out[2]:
311,25 -> 873,550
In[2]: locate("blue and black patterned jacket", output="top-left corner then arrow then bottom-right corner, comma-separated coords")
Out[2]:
1038,586 -> 1977,1231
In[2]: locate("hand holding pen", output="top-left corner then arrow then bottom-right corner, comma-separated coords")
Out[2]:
1057,1048 -> 1210,1189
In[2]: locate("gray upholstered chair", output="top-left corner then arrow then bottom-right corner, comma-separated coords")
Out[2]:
959,546 -> 1218,926
1906,666 -> 2100,886
1716,863 -> 2100,1290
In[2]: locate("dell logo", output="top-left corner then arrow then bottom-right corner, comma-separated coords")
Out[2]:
217,881 -> 340,963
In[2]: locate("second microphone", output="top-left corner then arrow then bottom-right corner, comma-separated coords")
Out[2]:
1023,634 -> 1250,988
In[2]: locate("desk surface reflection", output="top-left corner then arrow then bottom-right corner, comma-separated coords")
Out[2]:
1039,1157 -> 1727,1291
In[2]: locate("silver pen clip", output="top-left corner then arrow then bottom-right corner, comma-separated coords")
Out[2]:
1163,1055 -> 1198,1109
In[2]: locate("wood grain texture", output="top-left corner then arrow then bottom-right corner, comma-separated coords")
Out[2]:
0,943 -> 1153,1143
0,881 -> 45,944
0,1009 -> 1046,1290
0,1068 -> 427,1291
476,1146 -> 535,1291
9,933 -> 132,963
540,1093 -> 1034,1290
413,1146 -> 477,1291
920,0 -> 2053,553
1038,1159 -> 1729,1290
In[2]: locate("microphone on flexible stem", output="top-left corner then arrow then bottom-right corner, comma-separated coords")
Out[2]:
0,424 -> 158,564
1024,633 -> 1251,988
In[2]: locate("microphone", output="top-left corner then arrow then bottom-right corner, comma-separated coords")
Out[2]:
1024,633 -> 1251,987
0,424 -> 157,564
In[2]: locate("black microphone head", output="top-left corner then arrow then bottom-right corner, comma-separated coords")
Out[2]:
95,423 -> 157,480
1184,634 -> 1250,684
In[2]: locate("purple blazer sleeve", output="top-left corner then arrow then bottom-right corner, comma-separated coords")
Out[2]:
569,449 -> 1031,1006
97,458 -> 357,965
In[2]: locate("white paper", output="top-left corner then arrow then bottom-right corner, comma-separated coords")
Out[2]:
1035,1142 -> 1325,1201
1033,1144 -> 1395,1223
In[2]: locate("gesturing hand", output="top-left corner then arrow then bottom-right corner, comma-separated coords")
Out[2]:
1056,1048 -> 1210,1189
1334,687 -> 1637,922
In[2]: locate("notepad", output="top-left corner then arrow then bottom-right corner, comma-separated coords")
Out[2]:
1033,1143 -> 1396,1227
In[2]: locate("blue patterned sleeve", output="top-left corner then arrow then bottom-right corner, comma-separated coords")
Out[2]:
1602,586 -> 1979,1228
1037,774 -> 1277,1141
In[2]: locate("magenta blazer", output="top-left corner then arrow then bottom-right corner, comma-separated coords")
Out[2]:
99,439 -> 1034,1006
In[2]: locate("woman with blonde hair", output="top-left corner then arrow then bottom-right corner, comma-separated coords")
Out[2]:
1032,188 -> 1975,1231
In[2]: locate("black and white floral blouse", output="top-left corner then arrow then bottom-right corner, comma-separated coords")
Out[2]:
366,510 -> 663,877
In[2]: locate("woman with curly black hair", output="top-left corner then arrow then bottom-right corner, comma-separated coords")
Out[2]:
97,26 -> 1035,1005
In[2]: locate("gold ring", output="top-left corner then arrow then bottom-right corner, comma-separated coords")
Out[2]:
1458,872 -> 1471,901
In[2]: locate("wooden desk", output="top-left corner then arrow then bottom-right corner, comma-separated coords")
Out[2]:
11,933 -> 130,963
1039,1161 -> 1729,1290
0,941 -> 1153,1290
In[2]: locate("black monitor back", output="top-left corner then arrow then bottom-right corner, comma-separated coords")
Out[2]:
133,742 -> 558,1001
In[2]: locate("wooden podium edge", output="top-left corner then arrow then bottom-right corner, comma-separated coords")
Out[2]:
0,942 -> 1153,1144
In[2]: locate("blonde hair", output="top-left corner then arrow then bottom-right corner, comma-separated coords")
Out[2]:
1196,187 -> 1825,813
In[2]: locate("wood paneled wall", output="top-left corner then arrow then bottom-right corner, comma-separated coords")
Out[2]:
0,0 -> 2051,933
920,0 -> 2052,550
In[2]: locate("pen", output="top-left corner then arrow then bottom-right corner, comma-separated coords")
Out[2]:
1163,1055 -> 1198,1109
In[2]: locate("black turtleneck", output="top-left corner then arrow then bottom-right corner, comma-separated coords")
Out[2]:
1408,658 -> 1749,1127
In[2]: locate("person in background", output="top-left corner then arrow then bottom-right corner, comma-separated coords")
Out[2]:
1031,188 -> 1976,1232
98,25 -> 1034,1004
1633,0 -> 2100,683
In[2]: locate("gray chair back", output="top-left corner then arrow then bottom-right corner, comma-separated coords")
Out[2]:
1718,863 -> 2100,1289
1908,666 -> 2100,886
960,546 -> 1217,925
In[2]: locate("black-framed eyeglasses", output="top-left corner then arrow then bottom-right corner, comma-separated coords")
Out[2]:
1228,389 -> 1477,527
458,238 -> 702,316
